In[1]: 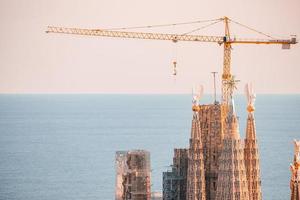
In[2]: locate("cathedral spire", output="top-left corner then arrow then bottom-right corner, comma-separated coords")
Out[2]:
244,83 -> 262,200
216,78 -> 249,200
290,140 -> 300,200
187,87 -> 206,200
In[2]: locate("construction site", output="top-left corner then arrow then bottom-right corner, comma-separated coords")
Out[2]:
115,150 -> 151,200
290,140 -> 300,200
46,17 -> 298,200
162,82 -> 261,200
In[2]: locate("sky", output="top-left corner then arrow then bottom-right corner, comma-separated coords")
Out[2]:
0,0 -> 299,94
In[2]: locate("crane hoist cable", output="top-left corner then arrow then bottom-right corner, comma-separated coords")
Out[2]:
172,19 -> 222,77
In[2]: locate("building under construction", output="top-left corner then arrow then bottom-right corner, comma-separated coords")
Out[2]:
115,150 -> 151,200
290,140 -> 300,200
163,83 -> 262,200
162,149 -> 188,200
46,16 -> 297,200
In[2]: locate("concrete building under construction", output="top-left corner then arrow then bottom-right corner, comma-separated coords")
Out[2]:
163,149 -> 188,200
163,82 -> 262,200
115,150 -> 151,200
290,140 -> 300,200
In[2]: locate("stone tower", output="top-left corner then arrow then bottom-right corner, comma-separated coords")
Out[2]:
290,140 -> 300,200
215,99 -> 249,200
244,84 -> 262,200
198,103 -> 227,200
186,112 -> 206,200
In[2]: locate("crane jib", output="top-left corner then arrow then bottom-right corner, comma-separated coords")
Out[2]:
46,17 -> 297,104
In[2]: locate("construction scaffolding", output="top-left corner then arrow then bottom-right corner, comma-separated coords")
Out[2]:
163,149 -> 188,200
163,83 -> 263,200
115,150 -> 151,200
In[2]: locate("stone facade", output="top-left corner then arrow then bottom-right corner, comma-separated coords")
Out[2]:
186,112 -> 206,200
163,85 -> 263,200
198,103 -> 227,200
244,113 -> 262,200
215,104 -> 249,200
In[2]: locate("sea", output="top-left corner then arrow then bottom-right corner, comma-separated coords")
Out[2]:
0,94 -> 299,200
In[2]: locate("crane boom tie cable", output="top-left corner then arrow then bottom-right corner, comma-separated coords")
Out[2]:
103,18 -> 222,31
180,20 -> 223,36
228,18 -> 276,39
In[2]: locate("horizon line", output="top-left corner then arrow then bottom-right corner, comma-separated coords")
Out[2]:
0,92 -> 299,95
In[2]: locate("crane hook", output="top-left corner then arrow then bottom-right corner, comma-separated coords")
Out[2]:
172,61 -> 177,76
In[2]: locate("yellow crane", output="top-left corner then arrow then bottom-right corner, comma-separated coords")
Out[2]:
46,16 -> 297,104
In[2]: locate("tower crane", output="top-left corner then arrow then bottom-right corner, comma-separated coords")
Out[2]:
46,16 -> 297,104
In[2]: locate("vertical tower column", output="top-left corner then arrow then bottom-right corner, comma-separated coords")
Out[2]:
244,84 -> 262,200
290,140 -> 300,200
186,112 -> 206,200
244,113 -> 262,200
222,43 -> 232,104
216,98 -> 249,200
198,104 -> 227,200
221,16 -> 232,104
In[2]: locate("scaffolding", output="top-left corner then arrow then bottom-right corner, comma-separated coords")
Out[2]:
115,150 -> 151,200
163,149 -> 188,200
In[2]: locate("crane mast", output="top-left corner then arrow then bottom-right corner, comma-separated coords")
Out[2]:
46,16 -> 297,104
222,16 -> 232,103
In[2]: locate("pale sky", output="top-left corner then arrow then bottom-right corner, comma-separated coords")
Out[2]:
0,0 -> 299,94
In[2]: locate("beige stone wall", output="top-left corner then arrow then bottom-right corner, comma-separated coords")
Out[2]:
186,113 -> 206,200
164,102 -> 263,200
215,114 -> 249,200
198,104 -> 227,200
244,114 -> 262,200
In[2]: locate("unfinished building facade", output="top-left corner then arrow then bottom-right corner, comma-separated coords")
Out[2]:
163,149 -> 188,200
290,140 -> 300,200
115,150 -> 151,200
163,83 -> 262,200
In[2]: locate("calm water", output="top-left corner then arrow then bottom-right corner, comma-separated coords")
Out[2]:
0,94 -> 299,200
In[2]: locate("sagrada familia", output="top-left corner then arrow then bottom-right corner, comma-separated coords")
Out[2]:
163,83 -> 262,200
114,81 -> 300,200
